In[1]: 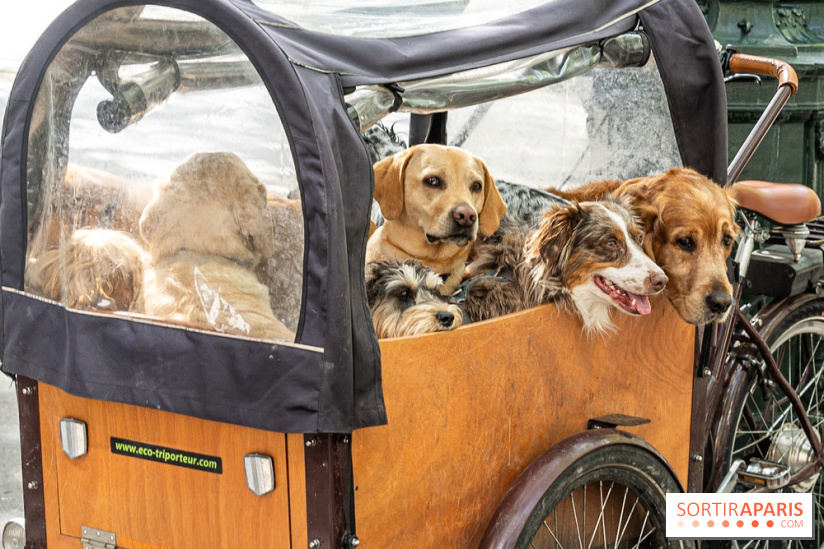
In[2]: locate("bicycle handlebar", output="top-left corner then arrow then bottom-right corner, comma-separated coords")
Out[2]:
728,53 -> 798,95
725,52 -> 799,183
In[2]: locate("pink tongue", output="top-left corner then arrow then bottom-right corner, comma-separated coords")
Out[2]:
627,293 -> 652,315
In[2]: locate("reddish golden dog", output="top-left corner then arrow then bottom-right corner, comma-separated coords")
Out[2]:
553,168 -> 738,325
367,144 -> 507,295
27,228 -> 149,312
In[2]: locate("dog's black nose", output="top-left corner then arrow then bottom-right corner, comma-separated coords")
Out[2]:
648,271 -> 668,292
705,291 -> 732,314
452,206 -> 477,227
437,311 -> 455,327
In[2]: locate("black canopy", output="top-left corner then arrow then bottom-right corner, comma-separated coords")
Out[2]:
0,0 -> 725,433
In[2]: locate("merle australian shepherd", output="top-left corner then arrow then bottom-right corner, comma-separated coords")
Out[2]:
463,199 -> 668,335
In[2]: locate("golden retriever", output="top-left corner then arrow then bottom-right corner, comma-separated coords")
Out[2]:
26,228 -> 149,312
553,168 -> 738,325
138,152 -> 294,341
367,144 -> 507,295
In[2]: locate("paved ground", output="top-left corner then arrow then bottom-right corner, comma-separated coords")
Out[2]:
0,378 -> 23,527
0,61 -> 22,527
0,68 -> 23,528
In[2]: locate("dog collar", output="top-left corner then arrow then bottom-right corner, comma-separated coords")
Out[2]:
452,268 -> 512,324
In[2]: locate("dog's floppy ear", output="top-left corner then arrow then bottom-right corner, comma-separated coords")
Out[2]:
364,261 -> 392,307
26,249 -> 61,301
725,191 -> 740,239
232,172 -> 277,261
528,203 -> 583,276
478,160 -> 507,237
139,178 -> 185,259
373,148 -> 414,220
615,175 -> 662,260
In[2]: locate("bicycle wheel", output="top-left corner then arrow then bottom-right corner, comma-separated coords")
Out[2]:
516,444 -> 688,549
721,297 -> 824,548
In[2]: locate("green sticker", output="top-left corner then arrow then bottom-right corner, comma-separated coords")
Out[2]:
111,437 -> 222,474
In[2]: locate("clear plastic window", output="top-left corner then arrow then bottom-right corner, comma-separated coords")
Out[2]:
445,58 -> 681,188
25,6 -> 303,343
252,0 -> 551,38
369,59 -> 680,188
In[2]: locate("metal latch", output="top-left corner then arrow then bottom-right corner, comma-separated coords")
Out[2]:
81,526 -> 116,549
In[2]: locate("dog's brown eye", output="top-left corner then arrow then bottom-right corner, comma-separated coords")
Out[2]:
606,239 -> 618,249
397,289 -> 413,300
676,237 -> 696,252
424,176 -> 441,188
470,181 -> 482,193
637,232 -> 644,245
722,235 -> 733,247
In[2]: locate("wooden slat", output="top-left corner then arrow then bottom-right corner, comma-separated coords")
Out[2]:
287,433 -> 308,549
38,388 -> 67,549
353,297 -> 694,548
38,385 -> 292,549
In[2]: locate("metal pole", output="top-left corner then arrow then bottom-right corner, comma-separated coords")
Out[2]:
726,85 -> 793,185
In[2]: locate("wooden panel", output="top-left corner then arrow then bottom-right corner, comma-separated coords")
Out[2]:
287,434 -> 308,549
38,385 -> 293,549
353,297 -> 695,548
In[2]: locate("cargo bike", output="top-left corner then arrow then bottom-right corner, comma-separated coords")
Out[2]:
0,1 -> 822,548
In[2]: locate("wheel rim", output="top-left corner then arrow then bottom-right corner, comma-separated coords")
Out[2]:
525,478 -> 666,548
730,317 -> 824,548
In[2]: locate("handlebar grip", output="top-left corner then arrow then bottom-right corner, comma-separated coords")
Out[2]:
728,53 -> 798,95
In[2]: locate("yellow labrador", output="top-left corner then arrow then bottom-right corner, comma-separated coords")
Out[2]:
367,144 -> 506,295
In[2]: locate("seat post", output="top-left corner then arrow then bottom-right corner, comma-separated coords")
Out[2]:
781,224 -> 810,262
735,215 -> 758,279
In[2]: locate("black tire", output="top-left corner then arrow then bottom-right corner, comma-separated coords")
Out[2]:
516,444 -> 691,549
720,297 -> 824,548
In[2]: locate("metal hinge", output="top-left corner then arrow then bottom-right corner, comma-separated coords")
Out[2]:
81,526 -> 116,549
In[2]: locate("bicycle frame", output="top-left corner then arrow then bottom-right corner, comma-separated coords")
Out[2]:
700,214 -> 824,493
686,50 -> 824,495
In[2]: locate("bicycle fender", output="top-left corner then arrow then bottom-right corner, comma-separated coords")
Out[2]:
477,429 -> 683,549
753,292 -> 822,340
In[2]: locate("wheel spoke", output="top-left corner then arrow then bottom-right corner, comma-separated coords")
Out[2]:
634,512 -> 655,549
570,490 -> 584,548
613,484 -> 629,547
777,341 -> 788,370
813,496 -> 824,519
602,482 -> 609,549
592,481 -> 615,549
522,447 -> 675,548
738,363 -> 823,449
733,428 -> 773,456
727,310 -> 824,549
616,494 -> 641,548
542,519 -> 564,548
793,348 -> 824,403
